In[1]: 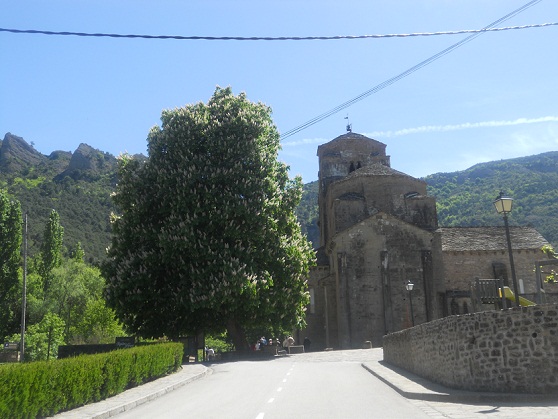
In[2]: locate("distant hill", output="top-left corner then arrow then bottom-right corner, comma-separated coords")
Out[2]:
1,132 -> 556,264
298,152 -> 558,249
0,133 -> 124,264
295,180 -> 319,247
425,152 -> 558,247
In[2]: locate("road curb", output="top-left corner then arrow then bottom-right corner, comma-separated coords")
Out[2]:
53,365 -> 210,418
361,362 -> 558,403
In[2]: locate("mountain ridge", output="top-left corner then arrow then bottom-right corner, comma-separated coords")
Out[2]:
298,150 -> 558,249
1,132 -> 556,263
0,133 -> 130,263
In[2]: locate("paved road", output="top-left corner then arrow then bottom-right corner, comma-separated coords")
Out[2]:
114,350 -> 431,419
56,349 -> 558,419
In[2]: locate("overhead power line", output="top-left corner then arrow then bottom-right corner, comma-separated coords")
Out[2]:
1,1 -> 549,140
0,22 -> 555,41
280,0 -> 546,139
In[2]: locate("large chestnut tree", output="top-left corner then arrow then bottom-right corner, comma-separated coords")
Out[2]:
103,87 -> 314,349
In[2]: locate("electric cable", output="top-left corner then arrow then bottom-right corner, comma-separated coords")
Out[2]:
0,22 -> 555,41
0,0 -> 549,139
280,0 -> 544,139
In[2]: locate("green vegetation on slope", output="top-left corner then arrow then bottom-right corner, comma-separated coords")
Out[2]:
296,152 -> 558,248
2,132 -> 556,260
0,134 -> 118,264
425,151 -> 558,247
296,180 -> 319,247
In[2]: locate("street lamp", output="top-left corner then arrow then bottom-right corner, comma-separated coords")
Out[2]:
493,191 -> 520,307
406,281 -> 415,326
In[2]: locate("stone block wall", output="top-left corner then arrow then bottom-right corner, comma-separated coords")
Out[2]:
303,266 -> 338,350
327,215 -> 434,348
441,249 -> 545,294
383,304 -> 558,394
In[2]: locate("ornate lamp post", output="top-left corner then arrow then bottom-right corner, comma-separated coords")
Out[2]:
406,280 -> 415,326
493,191 -> 520,307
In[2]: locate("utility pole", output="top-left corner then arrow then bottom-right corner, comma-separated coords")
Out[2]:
20,212 -> 28,362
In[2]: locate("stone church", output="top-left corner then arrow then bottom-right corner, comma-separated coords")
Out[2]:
300,132 -> 551,349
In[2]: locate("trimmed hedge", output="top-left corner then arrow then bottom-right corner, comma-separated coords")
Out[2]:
0,342 -> 183,418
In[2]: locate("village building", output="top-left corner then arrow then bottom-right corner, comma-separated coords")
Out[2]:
301,132 -> 551,349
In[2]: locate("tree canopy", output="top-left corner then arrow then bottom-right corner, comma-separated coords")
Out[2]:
0,191 -> 124,358
0,191 -> 22,340
39,209 -> 64,294
103,87 -> 315,348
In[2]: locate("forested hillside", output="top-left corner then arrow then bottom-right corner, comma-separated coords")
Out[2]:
0,133 -> 120,264
425,151 -> 558,246
295,180 -> 319,247
298,151 -> 558,249
1,132 -> 556,262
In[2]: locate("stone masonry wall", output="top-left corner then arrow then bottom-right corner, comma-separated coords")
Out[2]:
303,266 -> 338,350
441,249 -> 546,295
383,304 -> 558,393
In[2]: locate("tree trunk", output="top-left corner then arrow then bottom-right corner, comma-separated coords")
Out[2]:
226,319 -> 249,352
47,326 -> 52,361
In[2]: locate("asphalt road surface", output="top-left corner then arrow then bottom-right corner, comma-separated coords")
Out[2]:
114,350 -> 432,419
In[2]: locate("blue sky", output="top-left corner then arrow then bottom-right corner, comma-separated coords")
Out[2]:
1,0 -> 557,182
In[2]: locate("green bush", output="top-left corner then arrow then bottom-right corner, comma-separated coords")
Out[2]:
101,348 -> 134,397
0,342 -> 183,418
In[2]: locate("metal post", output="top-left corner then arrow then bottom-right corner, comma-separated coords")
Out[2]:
535,264 -> 542,305
535,260 -> 558,305
323,286 -> 330,348
500,278 -> 507,309
503,213 -> 520,307
20,212 -> 28,362
408,289 -> 415,326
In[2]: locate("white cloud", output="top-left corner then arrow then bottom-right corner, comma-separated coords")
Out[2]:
281,137 -> 325,147
365,116 -> 558,138
281,116 -> 558,147
443,125 -> 558,175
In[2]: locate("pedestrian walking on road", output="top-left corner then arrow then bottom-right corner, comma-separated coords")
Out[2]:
303,337 -> 311,352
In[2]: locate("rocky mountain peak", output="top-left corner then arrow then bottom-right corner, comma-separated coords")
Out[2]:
0,133 -> 45,172
57,143 -> 117,180
0,133 -> 118,180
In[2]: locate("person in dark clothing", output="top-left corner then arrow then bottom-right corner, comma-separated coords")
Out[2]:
303,336 -> 311,352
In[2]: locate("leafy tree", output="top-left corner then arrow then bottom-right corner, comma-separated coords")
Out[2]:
205,332 -> 234,354
0,191 -> 22,341
9,312 -> 65,361
23,256 -> 124,354
104,87 -> 315,349
47,260 -> 98,340
42,259 -> 118,343
72,298 -> 125,344
39,209 -> 64,293
71,241 -> 85,263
